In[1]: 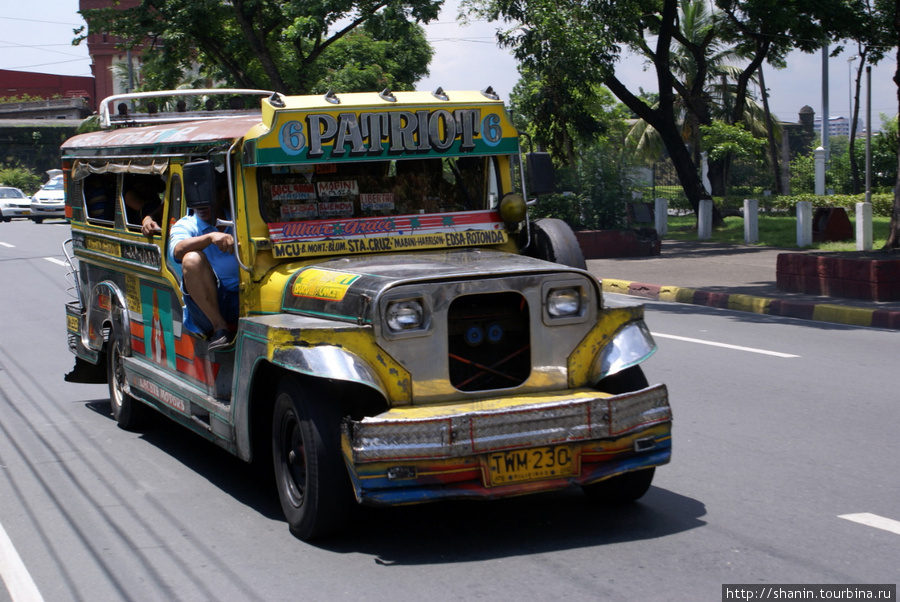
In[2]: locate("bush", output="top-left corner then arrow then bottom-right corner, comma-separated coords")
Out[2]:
0,164 -> 41,195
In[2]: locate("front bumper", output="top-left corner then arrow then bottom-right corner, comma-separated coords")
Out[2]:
342,384 -> 672,505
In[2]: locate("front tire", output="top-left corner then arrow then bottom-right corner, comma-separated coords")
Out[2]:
272,377 -> 352,540
583,365 -> 655,504
106,329 -> 151,430
524,218 -> 587,270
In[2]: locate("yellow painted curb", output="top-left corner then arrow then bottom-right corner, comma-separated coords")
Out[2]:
812,304 -> 874,327
657,285 -> 695,303
727,294 -> 772,314
601,279 -> 632,295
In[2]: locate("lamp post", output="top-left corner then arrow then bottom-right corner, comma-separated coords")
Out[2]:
848,55 -> 858,132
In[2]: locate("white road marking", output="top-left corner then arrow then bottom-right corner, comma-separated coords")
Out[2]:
839,513 -> 900,536
0,242 -> 14,248
653,333 -> 800,358
0,521 -> 44,602
43,257 -> 66,266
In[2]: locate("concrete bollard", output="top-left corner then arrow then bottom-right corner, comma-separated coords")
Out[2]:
796,201 -> 813,247
856,202 -> 873,251
654,197 -> 668,236
698,199 -> 713,240
814,147 -> 826,196
743,198 -> 759,244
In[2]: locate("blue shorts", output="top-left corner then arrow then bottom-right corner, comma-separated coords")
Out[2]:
183,285 -> 239,335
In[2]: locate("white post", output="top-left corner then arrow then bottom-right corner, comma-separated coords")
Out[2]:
744,198 -> 759,244
698,199 -> 713,240
700,151 -> 712,195
797,201 -> 813,247
814,146 -> 826,196
654,197 -> 668,235
856,202 -> 873,251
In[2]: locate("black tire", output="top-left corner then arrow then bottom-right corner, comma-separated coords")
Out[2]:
582,467 -> 655,506
583,365 -> 654,504
33,217 -> 43,224
525,218 -> 587,270
595,365 -> 649,395
106,329 -> 151,430
272,376 -> 352,540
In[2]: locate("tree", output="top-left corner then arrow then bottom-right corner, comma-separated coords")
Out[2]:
467,0 -> 864,226
78,0 -> 441,95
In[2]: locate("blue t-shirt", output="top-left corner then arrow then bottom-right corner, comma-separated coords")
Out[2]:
168,212 -> 240,291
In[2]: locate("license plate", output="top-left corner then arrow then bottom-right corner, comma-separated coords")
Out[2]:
486,445 -> 575,486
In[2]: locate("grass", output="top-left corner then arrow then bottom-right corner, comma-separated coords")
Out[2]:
662,214 -> 892,251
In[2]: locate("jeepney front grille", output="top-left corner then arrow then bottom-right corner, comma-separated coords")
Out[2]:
448,292 -> 530,392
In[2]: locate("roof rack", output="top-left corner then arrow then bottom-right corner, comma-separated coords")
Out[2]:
98,88 -> 278,129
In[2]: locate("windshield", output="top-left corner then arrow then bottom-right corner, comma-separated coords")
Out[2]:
0,188 -> 26,199
258,156 -> 498,224
42,178 -> 65,191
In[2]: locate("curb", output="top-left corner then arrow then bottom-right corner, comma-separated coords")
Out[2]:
601,278 -> 900,331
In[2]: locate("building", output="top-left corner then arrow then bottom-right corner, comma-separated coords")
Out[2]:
79,0 -> 145,103
0,70 -> 95,114
813,115 -> 866,138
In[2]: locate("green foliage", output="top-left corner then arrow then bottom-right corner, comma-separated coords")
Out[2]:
699,121 -> 766,162
0,164 -> 41,194
0,94 -> 45,104
79,0 -> 439,95
530,139 -> 632,230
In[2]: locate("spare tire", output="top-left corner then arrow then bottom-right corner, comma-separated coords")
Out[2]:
524,218 -> 587,270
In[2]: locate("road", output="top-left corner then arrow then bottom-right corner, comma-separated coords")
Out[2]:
1,219 -> 897,601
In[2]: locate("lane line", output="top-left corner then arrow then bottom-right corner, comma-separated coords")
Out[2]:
0,520 -> 44,602
839,513 -> 900,536
0,242 -> 14,248
653,333 -> 800,358
43,258 -> 66,266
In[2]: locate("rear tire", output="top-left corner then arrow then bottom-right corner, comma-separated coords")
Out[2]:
106,329 -> 151,430
525,218 -> 587,270
33,217 -> 43,224
272,377 -> 352,540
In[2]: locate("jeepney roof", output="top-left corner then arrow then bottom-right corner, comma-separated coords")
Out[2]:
60,115 -> 262,158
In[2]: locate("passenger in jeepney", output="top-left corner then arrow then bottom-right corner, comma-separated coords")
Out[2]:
123,174 -> 165,236
168,164 -> 239,352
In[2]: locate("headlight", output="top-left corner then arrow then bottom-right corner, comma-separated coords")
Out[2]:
386,299 -> 424,332
547,287 -> 582,317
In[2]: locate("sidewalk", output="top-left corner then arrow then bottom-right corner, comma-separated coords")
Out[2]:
585,240 -> 900,330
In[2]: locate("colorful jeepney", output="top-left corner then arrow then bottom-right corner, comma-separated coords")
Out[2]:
62,88 -> 671,540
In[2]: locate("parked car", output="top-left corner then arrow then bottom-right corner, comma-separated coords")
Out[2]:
0,186 -> 33,221
31,169 -> 66,223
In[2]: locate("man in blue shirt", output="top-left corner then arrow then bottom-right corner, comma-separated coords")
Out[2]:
169,189 -> 239,351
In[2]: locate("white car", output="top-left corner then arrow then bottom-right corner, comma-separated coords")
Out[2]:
31,170 -> 66,223
0,186 -> 33,221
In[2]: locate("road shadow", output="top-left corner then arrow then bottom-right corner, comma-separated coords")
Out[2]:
84,399 -> 705,559
318,485 -> 705,562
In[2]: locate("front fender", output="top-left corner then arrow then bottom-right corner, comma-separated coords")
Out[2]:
270,345 -> 387,399
568,305 -> 657,387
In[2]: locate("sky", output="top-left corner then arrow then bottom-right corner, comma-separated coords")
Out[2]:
2,0 -> 897,128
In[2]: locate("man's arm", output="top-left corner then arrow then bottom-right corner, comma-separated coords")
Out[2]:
172,231 -> 234,261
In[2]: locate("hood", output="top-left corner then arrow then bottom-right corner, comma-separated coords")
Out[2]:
280,248 -> 583,323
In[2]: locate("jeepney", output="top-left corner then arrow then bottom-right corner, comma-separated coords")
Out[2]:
62,88 -> 671,540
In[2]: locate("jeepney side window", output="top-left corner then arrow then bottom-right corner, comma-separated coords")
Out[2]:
82,173 -> 117,227
122,174 -> 165,232
164,174 -> 184,282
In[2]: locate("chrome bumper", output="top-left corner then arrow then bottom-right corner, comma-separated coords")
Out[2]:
343,384 -> 671,463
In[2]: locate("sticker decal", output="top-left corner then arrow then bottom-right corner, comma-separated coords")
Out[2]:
292,268 -> 361,301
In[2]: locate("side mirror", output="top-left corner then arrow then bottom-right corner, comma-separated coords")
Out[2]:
525,152 -> 555,196
183,160 -> 217,208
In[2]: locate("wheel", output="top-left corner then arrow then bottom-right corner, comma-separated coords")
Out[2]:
525,218 -> 587,269
583,365 -> 655,504
595,365 -> 649,395
582,467 -> 655,505
272,376 -> 352,540
106,329 -> 151,430
33,217 -> 43,224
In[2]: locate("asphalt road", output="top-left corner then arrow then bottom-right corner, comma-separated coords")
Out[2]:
0,219 -> 897,602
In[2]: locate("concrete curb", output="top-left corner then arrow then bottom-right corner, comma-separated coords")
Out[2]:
601,278 -> 900,331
